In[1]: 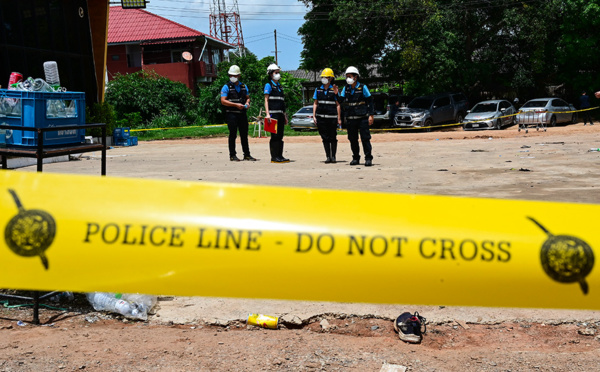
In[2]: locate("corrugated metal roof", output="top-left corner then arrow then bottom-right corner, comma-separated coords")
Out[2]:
108,6 -> 230,46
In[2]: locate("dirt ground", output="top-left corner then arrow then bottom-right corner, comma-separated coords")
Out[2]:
2,122 -> 600,371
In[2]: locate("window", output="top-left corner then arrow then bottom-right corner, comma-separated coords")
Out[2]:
435,96 -> 451,107
452,93 -> 467,102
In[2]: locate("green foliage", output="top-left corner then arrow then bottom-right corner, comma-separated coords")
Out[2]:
197,53 -> 306,123
299,0 -> 600,102
105,70 -> 197,124
86,102 -> 116,137
115,112 -> 143,129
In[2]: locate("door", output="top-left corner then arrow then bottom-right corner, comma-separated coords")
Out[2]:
432,96 -> 452,123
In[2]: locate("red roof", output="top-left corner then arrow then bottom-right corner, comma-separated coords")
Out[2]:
108,6 -> 229,45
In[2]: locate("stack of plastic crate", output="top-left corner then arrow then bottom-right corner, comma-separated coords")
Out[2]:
0,89 -> 86,146
113,127 -> 138,146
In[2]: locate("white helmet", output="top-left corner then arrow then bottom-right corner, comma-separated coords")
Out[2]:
228,65 -> 241,75
345,66 -> 360,76
267,63 -> 281,73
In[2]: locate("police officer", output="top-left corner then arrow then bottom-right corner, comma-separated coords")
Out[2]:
264,63 -> 290,163
220,65 -> 256,161
313,68 -> 341,163
339,66 -> 374,166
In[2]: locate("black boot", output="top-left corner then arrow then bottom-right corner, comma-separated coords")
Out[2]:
271,142 -> 289,163
330,141 -> 337,163
269,142 -> 278,162
280,141 -> 290,162
350,156 -> 360,166
323,142 -> 332,163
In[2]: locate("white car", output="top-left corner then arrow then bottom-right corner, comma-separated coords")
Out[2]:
289,106 -> 317,131
462,100 -> 516,130
516,98 -> 577,127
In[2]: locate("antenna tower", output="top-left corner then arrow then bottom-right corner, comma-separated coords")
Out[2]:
209,0 -> 245,56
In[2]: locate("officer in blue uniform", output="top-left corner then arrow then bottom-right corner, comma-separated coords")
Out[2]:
312,68 -> 341,163
339,66 -> 374,166
220,65 -> 256,161
264,63 -> 290,163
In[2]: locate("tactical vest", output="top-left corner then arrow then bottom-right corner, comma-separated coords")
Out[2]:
267,81 -> 285,114
224,82 -> 248,114
343,84 -> 368,119
315,86 -> 338,118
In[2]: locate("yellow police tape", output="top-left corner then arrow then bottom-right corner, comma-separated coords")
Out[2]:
129,124 -> 227,133
1,170 -> 599,310
375,106 -> 599,132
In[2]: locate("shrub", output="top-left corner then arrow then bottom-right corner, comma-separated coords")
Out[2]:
105,70 -> 197,124
86,102 -> 116,137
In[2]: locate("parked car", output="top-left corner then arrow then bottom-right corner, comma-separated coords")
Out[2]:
516,98 -> 577,127
462,100 -> 517,130
392,92 -> 468,130
290,105 -> 317,131
371,92 -> 390,128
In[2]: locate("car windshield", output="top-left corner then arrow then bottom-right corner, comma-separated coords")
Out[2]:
408,98 -> 433,110
296,107 -> 312,114
522,100 -> 548,108
471,103 -> 497,113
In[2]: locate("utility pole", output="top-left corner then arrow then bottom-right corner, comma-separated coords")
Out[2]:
274,29 -> 278,65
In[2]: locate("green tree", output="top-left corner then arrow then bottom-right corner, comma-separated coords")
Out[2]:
556,0 -> 600,100
299,0 -> 596,101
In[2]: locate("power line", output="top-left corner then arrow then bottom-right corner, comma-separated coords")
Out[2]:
147,0 -> 549,22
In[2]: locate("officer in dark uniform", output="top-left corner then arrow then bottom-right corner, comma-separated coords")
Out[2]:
313,68 -> 341,163
579,91 -> 595,126
339,66 -> 374,166
220,65 -> 256,161
264,63 -> 290,163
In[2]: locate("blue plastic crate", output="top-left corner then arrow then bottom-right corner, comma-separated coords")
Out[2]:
113,127 -> 131,139
115,136 -> 138,147
0,89 -> 86,147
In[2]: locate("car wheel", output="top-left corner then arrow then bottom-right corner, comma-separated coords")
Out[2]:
424,119 -> 433,132
549,115 -> 557,127
456,113 -> 464,125
495,119 -> 502,130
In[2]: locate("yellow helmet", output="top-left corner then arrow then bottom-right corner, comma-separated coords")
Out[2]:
320,68 -> 335,78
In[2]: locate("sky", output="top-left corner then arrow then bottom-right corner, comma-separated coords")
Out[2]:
143,0 -> 309,70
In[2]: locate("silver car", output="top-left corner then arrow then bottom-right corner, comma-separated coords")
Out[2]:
290,106 -> 317,131
462,100 -> 516,130
516,98 -> 577,127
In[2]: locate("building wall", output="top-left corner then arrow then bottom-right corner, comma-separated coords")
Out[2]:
0,0 -> 103,106
106,40 -> 227,94
106,45 -> 140,77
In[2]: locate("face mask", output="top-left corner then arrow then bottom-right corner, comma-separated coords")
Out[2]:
346,77 -> 355,85
272,73 -> 281,81
229,77 -> 238,83
321,78 -> 329,85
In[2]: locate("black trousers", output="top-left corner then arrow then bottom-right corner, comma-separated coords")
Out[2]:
317,117 -> 337,144
226,112 -> 250,157
581,110 -> 594,124
347,117 -> 372,160
269,113 -> 285,145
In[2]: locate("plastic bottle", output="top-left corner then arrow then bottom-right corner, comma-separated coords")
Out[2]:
86,292 -> 141,319
49,291 -> 74,302
43,61 -> 61,89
